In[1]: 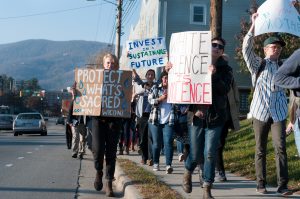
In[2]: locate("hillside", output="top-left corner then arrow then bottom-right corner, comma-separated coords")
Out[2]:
0,39 -> 112,90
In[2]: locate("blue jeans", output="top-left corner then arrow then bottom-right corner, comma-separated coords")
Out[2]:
148,122 -> 174,166
176,140 -> 184,154
185,117 -> 222,185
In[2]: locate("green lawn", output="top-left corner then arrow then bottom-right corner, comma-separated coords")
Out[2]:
224,119 -> 300,189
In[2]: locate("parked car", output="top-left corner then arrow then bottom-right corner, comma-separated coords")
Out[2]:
0,114 -> 14,130
56,117 -> 65,125
13,113 -> 47,136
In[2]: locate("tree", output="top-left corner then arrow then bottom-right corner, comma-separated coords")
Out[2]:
235,1 -> 300,74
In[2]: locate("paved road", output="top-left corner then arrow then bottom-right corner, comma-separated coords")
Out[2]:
0,120 -> 79,199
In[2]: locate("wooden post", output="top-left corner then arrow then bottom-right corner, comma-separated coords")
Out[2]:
210,0 -> 223,38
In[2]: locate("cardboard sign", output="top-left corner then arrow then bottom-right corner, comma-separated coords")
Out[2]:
168,31 -> 212,104
73,69 -> 132,118
126,37 -> 168,69
255,0 -> 300,37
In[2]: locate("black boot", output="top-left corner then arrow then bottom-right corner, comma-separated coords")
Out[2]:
105,181 -> 114,197
94,171 -> 103,191
182,169 -> 192,193
203,185 -> 214,199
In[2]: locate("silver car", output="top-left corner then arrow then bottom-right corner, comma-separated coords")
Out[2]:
13,113 -> 47,136
0,114 -> 14,130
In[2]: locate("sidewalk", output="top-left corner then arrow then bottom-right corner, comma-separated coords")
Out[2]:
78,149 -> 299,199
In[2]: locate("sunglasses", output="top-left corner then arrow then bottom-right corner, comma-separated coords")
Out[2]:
212,43 -> 224,50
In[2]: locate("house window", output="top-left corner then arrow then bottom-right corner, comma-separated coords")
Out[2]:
190,4 -> 206,25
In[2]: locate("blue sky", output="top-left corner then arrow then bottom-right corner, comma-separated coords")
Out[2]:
0,0 -> 141,45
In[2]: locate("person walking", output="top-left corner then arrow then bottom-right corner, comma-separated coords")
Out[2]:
182,37 -> 233,199
274,48 -> 300,157
92,53 -> 123,197
215,58 -> 240,181
133,69 -> 156,165
67,84 -> 87,160
148,71 -> 176,173
242,13 -> 292,196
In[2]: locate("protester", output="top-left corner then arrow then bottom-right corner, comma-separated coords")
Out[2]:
174,104 -> 189,162
92,53 -> 123,197
148,71 -> 176,173
242,13 -> 291,196
182,37 -> 233,199
274,48 -> 300,156
215,54 -> 240,182
66,84 -> 87,160
118,102 -> 137,155
133,69 -> 156,165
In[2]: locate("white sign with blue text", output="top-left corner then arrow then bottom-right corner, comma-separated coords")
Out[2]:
126,37 -> 168,69
255,0 -> 300,37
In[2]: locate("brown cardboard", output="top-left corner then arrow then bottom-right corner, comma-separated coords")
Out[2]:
73,68 -> 132,118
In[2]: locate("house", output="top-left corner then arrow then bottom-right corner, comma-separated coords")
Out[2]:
120,0 -> 264,114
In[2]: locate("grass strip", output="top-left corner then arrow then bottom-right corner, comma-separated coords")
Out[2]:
224,119 -> 300,190
117,158 -> 184,199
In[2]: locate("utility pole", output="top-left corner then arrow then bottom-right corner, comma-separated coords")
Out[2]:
115,0 -> 123,59
210,0 -> 223,38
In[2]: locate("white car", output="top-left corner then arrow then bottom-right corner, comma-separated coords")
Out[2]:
13,113 -> 47,136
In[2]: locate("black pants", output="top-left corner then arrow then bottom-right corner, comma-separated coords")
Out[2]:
92,117 -> 121,180
215,121 -> 230,172
137,115 -> 152,161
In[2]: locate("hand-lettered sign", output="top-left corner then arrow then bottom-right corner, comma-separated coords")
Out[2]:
255,0 -> 300,37
168,31 -> 212,104
73,69 -> 132,118
126,37 -> 168,69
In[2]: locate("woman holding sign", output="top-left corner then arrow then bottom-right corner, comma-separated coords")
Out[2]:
92,53 -> 122,197
182,37 -> 233,199
133,68 -> 157,166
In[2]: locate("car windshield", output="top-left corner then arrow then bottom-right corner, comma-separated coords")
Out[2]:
18,114 -> 41,120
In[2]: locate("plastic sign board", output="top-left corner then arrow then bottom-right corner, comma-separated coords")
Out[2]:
73,68 -> 132,118
126,37 -> 168,69
168,31 -> 212,104
255,0 -> 300,37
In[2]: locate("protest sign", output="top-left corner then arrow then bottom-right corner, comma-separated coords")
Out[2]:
168,31 -> 212,104
255,0 -> 300,37
73,68 -> 132,118
126,37 -> 168,69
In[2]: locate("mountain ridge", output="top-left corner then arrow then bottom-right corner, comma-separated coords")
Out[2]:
0,39 -> 111,90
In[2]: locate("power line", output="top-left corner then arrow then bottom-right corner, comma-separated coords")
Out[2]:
0,4 -> 106,20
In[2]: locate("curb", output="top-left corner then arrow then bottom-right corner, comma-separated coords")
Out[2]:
115,162 -> 143,199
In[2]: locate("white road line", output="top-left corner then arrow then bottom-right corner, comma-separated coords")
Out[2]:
5,164 -> 13,167
17,157 -> 24,159
27,152 -> 32,154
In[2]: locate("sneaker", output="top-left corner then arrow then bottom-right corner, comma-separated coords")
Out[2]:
256,183 -> 267,194
153,164 -> 160,171
178,153 -> 185,162
166,165 -> 173,174
277,187 -> 293,196
79,154 -> 83,159
147,159 -> 153,166
217,171 -> 227,182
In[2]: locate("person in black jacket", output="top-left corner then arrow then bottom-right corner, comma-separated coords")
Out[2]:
92,53 -> 123,197
67,84 -> 87,159
182,37 -> 233,199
